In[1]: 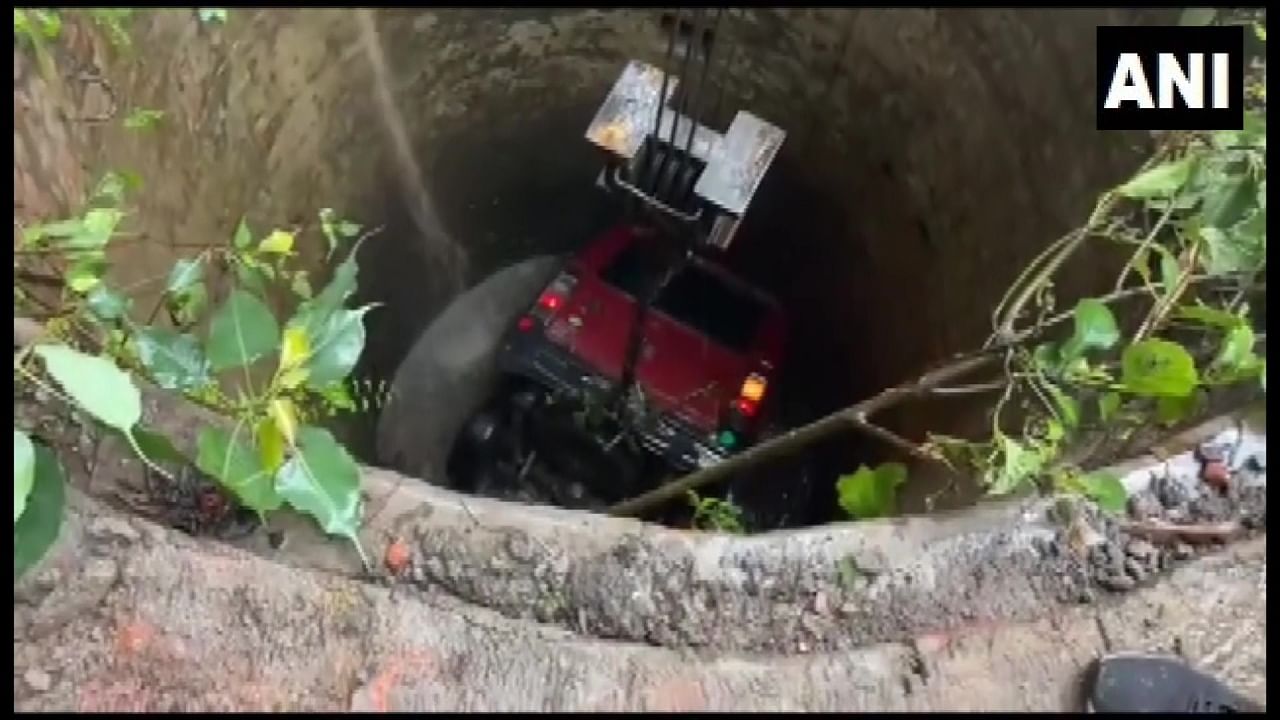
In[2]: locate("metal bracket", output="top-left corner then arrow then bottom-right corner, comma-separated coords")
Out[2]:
585,60 -> 786,249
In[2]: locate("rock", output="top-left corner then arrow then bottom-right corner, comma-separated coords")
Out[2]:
1097,571 -> 1136,592
1124,538 -> 1157,564
1123,557 -> 1149,584
1188,494 -> 1234,523
1126,492 -> 1164,521
1172,542 -> 1195,561
23,668 -> 51,692
88,516 -> 140,542
1151,474 -> 1192,509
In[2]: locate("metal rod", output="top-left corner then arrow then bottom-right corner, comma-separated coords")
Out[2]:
709,8 -> 740,132
676,8 -> 725,203
646,8 -> 682,193
649,8 -> 702,199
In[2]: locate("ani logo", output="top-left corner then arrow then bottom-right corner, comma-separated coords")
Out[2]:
1096,25 -> 1244,130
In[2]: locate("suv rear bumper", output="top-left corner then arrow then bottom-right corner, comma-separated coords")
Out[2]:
496,328 -> 730,473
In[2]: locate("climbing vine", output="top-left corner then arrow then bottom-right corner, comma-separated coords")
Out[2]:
624,11 -> 1267,525
936,20 -> 1267,511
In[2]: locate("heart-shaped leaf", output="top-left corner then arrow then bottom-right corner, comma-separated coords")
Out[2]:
1078,471 -> 1127,513
14,443 -> 66,580
1121,339 -> 1200,398
206,289 -> 280,371
14,431 -> 36,523
298,306 -> 375,387
275,426 -> 363,542
836,462 -> 907,520
1061,298 -> 1120,362
85,284 -> 131,322
196,425 -> 282,516
1116,156 -> 1196,199
166,257 -> 205,296
133,327 -> 212,391
1213,324 -> 1258,373
34,344 -> 141,433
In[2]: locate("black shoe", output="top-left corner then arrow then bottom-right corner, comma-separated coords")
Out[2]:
1085,652 -> 1263,713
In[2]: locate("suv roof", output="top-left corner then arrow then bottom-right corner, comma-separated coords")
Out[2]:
598,241 -> 773,353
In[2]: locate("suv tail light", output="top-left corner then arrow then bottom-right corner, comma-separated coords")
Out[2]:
733,372 -> 768,418
531,270 -> 578,323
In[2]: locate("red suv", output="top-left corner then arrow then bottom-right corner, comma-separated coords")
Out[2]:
449,223 -> 791,514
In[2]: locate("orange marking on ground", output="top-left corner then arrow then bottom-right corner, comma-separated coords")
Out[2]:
114,619 -> 156,657
364,649 -> 438,712
644,677 -> 709,712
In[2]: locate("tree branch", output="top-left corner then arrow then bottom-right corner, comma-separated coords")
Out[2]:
606,271 -> 1247,519
606,352 -> 995,518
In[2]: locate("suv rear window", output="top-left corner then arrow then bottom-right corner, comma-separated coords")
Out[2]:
600,243 -> 769,352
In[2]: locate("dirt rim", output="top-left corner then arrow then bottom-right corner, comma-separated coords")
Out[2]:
16,343 -> 1265,656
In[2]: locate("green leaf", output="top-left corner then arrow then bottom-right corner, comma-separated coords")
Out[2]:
319,381 -> 357,412
92,172 -> 127,205
67,255 -> 107,294
296,306 -> 375,387
1201,216 -> 1266,276
196,425 -> 282,516
1098,392 -> 1122,423
34,344 -> 141,432
258,229 -> 294,255
22,218 -> 84,247
166,257 -> 204,296
205,289 -> 280,372
1031,343 -> 1058,372
85,284 -> 131,322
1155,246 -> 1181,292
1200,175 -> 1256,229
123,108 -> 164,131
1116,156 -> 1196,199
233,217 -> 252,249
836,462 -> 907,520
197,8 -> 228,24
988,435 -> 1045,495
14,443 -> 66,580
294,249 -> 360,332
1156,392 -> 1201,426
132,327 -> 211,391
14,430 -> 36,523
234,262 -> 267,297
1213,324 -> 1257,373
1042,381 -> 1080,430
290,272 -> 313,299
318,207 -> 361,258
1078,471 -> 1127,513
65,208 -> 124,251
132,426 -> 191,467
275,426 -> 363,540
1176,302 -> 1242,329
169,283 -> 208,327
1061,298 -> 1120,362
1120,339 -> 1200,398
